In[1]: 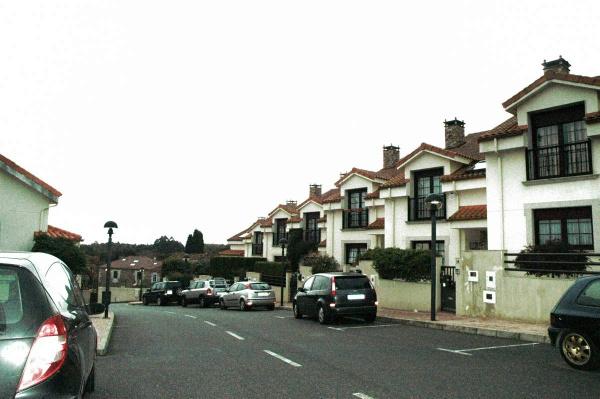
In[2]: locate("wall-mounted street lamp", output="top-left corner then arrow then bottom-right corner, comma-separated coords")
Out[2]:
103,221 -> 118,319
425,194 -> 443,321
279,237 -> 288,307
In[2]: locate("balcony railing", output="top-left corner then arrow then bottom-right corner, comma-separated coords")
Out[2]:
342,208 -> 369,229
251,244 -> 263,256
304,229 -> 321,244
272,232 -> 288,246
408,194 -> 446,221
526,140 -> 592,180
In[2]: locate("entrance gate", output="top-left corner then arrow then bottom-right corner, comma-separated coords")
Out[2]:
440,266 -> 456,313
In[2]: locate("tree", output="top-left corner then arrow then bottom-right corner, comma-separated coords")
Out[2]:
32,234 -> 88,275
162,256 -> 195,287
184,229 -> 204,254
153,236 -> 184,258
286,229 -> 317,271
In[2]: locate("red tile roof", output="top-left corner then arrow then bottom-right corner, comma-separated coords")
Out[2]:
259,217 -> 273,228
478,117 -> 528,142
0,153 -> 62,201
218,249 -> 245,257
100,255 -> 162,270
268,204 -> 299,217
36,225 -> 82,242
503,71 -> 600,109
288,216 -> 302,223
448,205 -> 487,221
367,218 -> 385,230
317,215 -> 327,223
585,111 -> 600,125
440,162 -> 486,182
365,189 -> 380,200
380,175 -> 410,189
318,239 -> 326,248
321,188 -> 342,204
335,167 -> 382,186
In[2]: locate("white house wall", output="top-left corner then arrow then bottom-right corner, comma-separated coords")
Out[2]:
0,172 -> 51,251
339,174 -> 376,194
299,202 -> 322,217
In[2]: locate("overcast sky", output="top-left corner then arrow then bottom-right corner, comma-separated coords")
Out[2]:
2,1 -> 599,245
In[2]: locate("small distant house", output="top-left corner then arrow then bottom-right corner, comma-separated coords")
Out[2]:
97,256 -> 162,288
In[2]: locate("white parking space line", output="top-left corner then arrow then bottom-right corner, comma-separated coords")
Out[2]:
437,342 -> 539,356
204,321 -> 217,327
263,350 -> 302,367
225,331 -> 245,341
327,324 -> 400,331
353,393 -> 376,399
184,315 -> 197,319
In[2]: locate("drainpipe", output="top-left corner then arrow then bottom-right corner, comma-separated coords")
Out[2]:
494,138 -> 505,250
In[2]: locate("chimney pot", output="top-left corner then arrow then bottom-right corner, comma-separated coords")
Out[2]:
383,145 -> 400,169
444,118 -> 466,149
309,184 -> 322,197
542,56 -> 571,74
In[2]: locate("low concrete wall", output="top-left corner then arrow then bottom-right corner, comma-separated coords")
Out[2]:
358,260 -> 441,312
93,287 -> 141,303
457,251 -> 576,323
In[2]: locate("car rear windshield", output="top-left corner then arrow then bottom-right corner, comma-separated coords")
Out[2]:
209,281 -> 228,288
0,265 -> 53,338
335,276 -> 371,290
165,282 -> 182,289
250,283 -> 271,290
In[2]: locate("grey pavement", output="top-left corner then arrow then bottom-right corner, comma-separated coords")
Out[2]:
90,303 -> 600,399
90,310 -> 115,356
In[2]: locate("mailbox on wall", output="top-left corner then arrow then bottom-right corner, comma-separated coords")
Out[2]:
483,290 -> 496,304
486,271 -> 496,289
468,270 -> 479,283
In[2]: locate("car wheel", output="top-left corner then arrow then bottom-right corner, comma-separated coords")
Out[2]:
157,296 -> 163,306
142,297 -> 148,306
560,330 -> 600,371
181,297 -> 187,307
199,297 -> 206,308
85,365 -> 95,393
364,313 -> 376,323
318,305 -> 329,325
220,299 -> 227,310
240,300 -> 248,311
293,302 -> 302,319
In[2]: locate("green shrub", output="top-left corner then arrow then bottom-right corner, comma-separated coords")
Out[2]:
252,261 -> 285,276
370,248 -> 431,281
515,242 -> 588,277
302,254 -> 340,274
207,256 -> 266,280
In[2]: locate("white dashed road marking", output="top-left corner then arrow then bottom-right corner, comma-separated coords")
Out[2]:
353,393 -> 376,399
263,350 -> 302,367
225,331 -> 245,340
204,321 -> 217,327
437,342 -> 540,356
184,315 -> 197,319
274,316 -> 293,319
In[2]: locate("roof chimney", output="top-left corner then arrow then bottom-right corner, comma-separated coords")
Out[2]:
543,56 -> 570,74
383,145 -> 400,169
309,184 -> 322,198
285,200 -> 297,207
444,118 -> 465,149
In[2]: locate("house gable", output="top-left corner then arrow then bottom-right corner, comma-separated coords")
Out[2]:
400,151 -> 467,180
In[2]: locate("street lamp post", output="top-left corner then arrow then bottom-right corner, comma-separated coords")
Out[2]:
103,221 -> 118,319
279,237 -> 288,307
138,267 -> 145,301
425,194 -> 443,322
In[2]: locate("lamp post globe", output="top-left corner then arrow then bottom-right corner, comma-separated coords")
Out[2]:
279,237 -> 288,307
103,221 -> 118,319
425,194 -> 443,322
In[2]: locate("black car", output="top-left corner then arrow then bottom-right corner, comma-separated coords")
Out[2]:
548,275 -> 600,371
0,252 -> 104,398
293,272 -> 377,324
142,281 -> 183,306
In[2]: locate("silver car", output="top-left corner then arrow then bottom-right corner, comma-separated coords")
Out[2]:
181,280 -> 221,307
219,281 -> 276,311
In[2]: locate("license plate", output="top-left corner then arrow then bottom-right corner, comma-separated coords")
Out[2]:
347,294 -> 365,300
257,292 -> 269,297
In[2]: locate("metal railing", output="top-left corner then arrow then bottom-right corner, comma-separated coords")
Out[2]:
272,232 -> 288,246
503,252 -> 600,275
526,140 -> 592,180
342,208 -> 369,229
304,229 -> 321,244
408,194 -> 446,221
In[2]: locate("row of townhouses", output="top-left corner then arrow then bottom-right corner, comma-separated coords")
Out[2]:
223,57 -> 600,269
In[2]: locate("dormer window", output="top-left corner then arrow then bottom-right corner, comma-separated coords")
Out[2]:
527,103 -> 592,180
343,188 -> 368,228
409,168 -> 446,221
273,219 -> 287,246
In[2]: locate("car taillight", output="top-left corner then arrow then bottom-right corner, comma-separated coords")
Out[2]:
18,314 -> 68,392
207,288 -> 213,295
331,277 -> 336,297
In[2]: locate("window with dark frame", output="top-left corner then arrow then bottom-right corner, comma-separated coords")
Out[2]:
273,218 -> 287,246
409,168 -> 445,220
252,232 -> 264,256
412,240 -> 445,264
304,212 -> 321,243
345,243 -> 368,265
527,103 -> 592,180
344,189 -> 368,228
534,207 -> 593,250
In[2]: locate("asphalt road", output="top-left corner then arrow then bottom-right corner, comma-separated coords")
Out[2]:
90,303 -> 600,399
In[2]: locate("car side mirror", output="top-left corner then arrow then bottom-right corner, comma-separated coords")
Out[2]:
86,302 -> 105,315
297,287 -> 305,293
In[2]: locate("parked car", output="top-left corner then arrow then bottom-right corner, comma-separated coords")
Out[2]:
0,252 -> 104,398
180,279 -> 224,307
142,281 -> 183,306
219,281 -> 275,311
293,272 -> 377,324
548,275 -> 600,371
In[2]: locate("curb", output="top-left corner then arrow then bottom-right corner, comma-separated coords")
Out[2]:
280,306 -> 548,344
97,311 -> 115,356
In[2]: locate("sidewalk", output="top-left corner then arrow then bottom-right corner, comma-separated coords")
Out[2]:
90,311 -> 115,356
280,303 -> 550,344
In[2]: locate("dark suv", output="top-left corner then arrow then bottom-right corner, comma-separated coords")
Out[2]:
0,252 -> 104,398
549,275 -> 600,370
142,281 -> 183,306
293,272 -> 377,324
